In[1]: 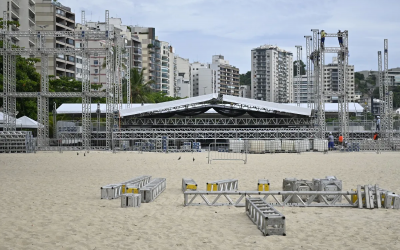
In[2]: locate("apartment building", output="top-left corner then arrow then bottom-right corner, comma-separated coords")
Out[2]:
175,56 -> 191,98
210,55 -> 240,97
191,62 -> 214,97
323,57 -> 356,103
130,26 -> 157,83
75,18 -> 141,89
35,0 -> 75,78
292,74 -> 314,103
160,41 -> 175,96
239,85 -> 251,98
251,45 -> 293,103
0,0 -> 36,49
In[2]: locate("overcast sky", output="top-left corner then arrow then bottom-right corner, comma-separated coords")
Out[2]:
66,0 -> 399,73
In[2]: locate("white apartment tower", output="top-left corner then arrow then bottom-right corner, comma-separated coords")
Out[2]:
210,55 -> 240,97
191,62 -> 215,97
323,57 -> 356,103
175,56 -> 191,98
251,45 -> 293,102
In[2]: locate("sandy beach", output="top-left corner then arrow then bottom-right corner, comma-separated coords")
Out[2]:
0,151 -> 400,249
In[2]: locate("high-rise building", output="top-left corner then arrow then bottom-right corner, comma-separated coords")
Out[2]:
175,56 -> 191,98
323,57 -> 356,103
35,0 -> 75,78
160,41 -> 175,96
0,0 -> 36,50
251,45 -> 293,102
191,62 -> 214,97
292,74 -> 314,103
210,55 -> 240,97
75,18 -> 141,88
130,26 -> 157,83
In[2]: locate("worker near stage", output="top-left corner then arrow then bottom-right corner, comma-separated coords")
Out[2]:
338,134 -> 343,146
376,116 -> 381,131
338,30 -> 343,47
321,30 -> 326,48
373,132 -> 379,141
328,132 -> 334,151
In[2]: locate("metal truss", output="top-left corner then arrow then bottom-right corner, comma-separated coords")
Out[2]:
183,190 -> 360,207
0,131 -> 34,153
383,39 -> 389,136
337,31 -> 350,141
304,36 -> 312,109
0,10 -> 123,151
7,92 -> 106,98
122,118 -> 313,127
378,51 -> 383,117
112,128 -> 319,140
126,47 -> 131,108
311,29 -> 325,139
295,45 -> 302,106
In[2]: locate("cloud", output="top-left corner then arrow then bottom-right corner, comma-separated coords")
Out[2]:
64,0 -> 400,73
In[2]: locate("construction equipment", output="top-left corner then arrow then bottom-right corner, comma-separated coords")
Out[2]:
206,179 -> 238,191
140,178 -> 167,203
182,178 -> 197,192
245,197 -> 286,236
121,193 -> 141,208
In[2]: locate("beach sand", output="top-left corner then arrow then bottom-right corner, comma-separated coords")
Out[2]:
0,151 -> 399,249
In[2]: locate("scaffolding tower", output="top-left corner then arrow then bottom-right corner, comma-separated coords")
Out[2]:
304,36 -> 312,109
308,29 -> 349,140
0,10 -> 124,151
295,45 -> 302,106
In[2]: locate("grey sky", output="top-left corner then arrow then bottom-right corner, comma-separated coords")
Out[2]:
66,0 -> 400,73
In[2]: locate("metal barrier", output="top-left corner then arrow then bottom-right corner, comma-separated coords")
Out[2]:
208,142 -> 247,164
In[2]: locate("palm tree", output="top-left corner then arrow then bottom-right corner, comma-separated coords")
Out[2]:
130,68 -> 154,103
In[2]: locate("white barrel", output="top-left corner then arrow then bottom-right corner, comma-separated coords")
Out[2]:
229,139 -> 245,153
281,140 -> 294,152
249,140 -> 265,153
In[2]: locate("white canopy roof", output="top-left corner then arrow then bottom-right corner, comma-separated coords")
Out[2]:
286,103 -> 364,113
16,116 -> 42,129
0,113 -> 42,128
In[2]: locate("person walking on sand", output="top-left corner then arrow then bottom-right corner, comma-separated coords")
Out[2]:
328,132 -> 334,151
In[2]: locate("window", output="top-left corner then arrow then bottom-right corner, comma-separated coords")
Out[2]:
93,77 -> 99,83
95,69 -> 99,74
94,60 -> 99,65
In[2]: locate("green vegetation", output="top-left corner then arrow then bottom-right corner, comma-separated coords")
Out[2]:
293,60 -> 306,76
240,71 -> 251,86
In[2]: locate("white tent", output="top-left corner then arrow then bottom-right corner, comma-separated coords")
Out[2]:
16,116 -> 42,129
0,113 -> 41,129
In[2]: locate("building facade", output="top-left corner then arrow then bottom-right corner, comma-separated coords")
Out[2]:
175,56 -> 191,98
191,62 -> 213,97
251,45 -> 293,103
35,0 -> 75,78
0,0 -> 36,50
210,55 -> 240,97
323,57 -> 356,103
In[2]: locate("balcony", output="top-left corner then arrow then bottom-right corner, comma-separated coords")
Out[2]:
11,0 -> 20,9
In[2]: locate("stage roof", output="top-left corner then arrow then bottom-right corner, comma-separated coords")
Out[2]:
56,96 -> 363,118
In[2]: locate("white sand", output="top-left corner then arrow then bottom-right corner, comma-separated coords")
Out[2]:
0,151 -> 400,249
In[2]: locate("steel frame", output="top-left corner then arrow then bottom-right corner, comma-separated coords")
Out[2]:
0,10 -> 123,151
295,45 -> 302,106
304,36 -> 312,109
183,190 -> 360,207
122,118 -> 313,127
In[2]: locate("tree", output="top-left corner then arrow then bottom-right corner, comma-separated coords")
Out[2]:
130,68 -> 154,103
150,91 -> 181,103
293,60 -> 306,76
354,72 -> 365,81
240,71 -> 251,86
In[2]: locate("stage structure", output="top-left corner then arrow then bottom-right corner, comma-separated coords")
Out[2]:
0,10 -> 126,151
307,29 -> 349,140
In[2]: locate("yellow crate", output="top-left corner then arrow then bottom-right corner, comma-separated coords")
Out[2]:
207,183 -> 218,191
258,183 -> 270,191
126,188 -> 139,194
186,184 -> 197,190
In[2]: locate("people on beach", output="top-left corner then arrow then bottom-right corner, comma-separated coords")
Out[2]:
328,132 -> 334,151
